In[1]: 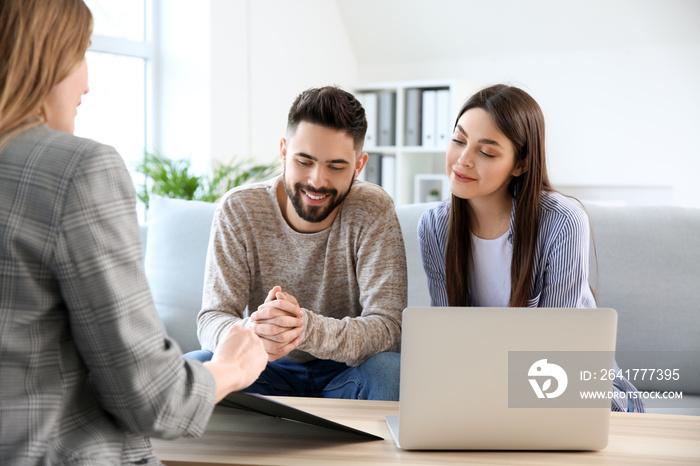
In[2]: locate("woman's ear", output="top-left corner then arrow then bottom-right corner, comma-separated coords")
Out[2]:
512,159 -> 528,177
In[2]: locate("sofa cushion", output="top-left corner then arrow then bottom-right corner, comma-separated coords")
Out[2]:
396,202 -> 439,307
144,196 -> 218,353
585,204 -> 700,399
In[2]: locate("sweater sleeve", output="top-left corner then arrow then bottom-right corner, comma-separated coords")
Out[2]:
54,144 -> 216,438
297,204 -> 408,366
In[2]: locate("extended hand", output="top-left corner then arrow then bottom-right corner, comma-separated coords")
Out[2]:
250,286 -> 304,361
204,325 -> 267,402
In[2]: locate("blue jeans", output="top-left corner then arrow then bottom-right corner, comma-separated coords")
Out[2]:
185,350 -> 400,401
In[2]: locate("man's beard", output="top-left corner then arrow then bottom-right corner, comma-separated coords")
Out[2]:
282,170 -> 355,224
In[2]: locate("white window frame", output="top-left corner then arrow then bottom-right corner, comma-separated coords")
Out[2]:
86,0 -> 159,158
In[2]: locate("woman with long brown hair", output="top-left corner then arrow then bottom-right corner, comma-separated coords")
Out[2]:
0,1 -> 266,463
418,84 -> 644,412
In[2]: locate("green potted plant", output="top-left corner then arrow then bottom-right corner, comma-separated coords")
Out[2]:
426,188 -> 441,202
134,152 -> 279,209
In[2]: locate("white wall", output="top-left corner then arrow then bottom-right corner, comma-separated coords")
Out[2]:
159,0 -> 700,208
340,0 -> 700,207
157,0 -> 211,174
358,43 -> 700,207
159,0 -> 358,172
210,0 -> 359,167
210,0 -> 249,170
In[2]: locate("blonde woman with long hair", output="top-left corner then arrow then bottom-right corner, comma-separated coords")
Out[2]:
0,1 -> 266,463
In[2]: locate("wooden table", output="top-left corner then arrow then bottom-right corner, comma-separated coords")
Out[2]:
152,397 -> 700,465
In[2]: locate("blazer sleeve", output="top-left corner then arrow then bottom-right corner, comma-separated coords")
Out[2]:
53,143 -> 216,439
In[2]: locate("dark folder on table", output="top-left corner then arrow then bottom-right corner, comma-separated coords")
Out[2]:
219,391 -> 383,441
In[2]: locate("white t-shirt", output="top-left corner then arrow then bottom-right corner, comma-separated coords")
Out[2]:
468,231 -> 512,307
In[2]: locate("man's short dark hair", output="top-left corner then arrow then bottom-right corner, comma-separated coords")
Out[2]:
287,86 -> 367,152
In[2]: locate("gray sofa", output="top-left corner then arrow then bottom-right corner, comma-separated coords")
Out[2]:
141,196 -> 700,415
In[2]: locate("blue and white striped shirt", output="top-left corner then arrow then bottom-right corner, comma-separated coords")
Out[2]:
417,190 -> 645,413
419,191 -> 596,308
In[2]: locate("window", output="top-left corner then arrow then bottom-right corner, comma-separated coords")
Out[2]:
75,0 -> 155,183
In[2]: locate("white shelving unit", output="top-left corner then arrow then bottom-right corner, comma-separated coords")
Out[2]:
354,80 -> 483,205
414,174 -> 450,204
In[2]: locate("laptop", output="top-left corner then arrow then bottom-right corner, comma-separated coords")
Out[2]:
386,307 -> 618,451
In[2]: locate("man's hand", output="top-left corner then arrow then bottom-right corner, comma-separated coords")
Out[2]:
204,325 -> 267,402
250,286 -> 304,361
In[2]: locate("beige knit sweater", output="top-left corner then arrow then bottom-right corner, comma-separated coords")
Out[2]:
197,176 -> 408,366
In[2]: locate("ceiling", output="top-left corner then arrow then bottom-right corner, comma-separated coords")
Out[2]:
335,0 -> 700,65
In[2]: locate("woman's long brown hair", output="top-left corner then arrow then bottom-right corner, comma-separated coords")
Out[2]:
445,85 -> 552,307
0,0 -> 93,147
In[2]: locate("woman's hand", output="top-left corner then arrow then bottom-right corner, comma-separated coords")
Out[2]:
204,325 -> 267,402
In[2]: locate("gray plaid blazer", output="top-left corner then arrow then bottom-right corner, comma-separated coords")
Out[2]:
0,126 -> 216,465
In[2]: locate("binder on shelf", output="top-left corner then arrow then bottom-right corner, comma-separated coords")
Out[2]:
435,89 -> 451,147
357,92 -> 378,148
380,155 -> 396,200
364,153 -> 382,186
404,88 -> 422,146
421,90 -> 437,147
378,91 -> 396,147
355,80 -> 481,206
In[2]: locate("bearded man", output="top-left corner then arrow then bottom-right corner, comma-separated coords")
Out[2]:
187,86 -> 407,401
